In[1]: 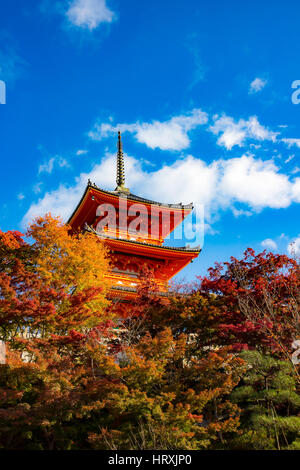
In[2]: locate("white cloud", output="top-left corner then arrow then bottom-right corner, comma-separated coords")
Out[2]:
66,0 -> 115,30
17,193 -> 25,201
76,149 -> 88,155
261,238 -> 277,251
38,156 -> 70,174
24,184 -> 80,228
219,156 -> 292,209
33,182 -> 43,194
23,153 -> 300,230
291,177 -> 300,202
57,156 -> 70,168
210,115 -> 277,150
89,110 -> 287,153
232,208 -> 253,217
285,154 -> 295,164
89,109 -> 209,151
250,143 -> 262,150
281,138 -> 300,148
287,237 -> 300,256
249,78 -> 267,93
38,158 -> 55,175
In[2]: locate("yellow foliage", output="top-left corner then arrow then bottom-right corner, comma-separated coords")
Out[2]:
27,213 -> 111,316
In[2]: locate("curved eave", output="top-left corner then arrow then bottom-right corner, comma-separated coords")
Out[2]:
68,182 -> 194,226
98,233 -> 201,257
67,184 -> 90,226
103,235 -> 200,280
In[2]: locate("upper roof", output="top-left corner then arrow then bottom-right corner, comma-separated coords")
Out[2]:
67,181 -> 193,225
89,180 -> 193,209
68,132 -> 194,227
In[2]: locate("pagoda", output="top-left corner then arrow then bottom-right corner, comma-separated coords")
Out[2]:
68,132 -> 201,303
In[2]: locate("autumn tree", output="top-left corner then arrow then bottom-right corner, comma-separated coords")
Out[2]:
1,222 -> 299,450
0,323 -> 245,450
200,249 -> 300,367
0,214 -> 111,344
0,255 -> 246,450
0,214 -> 113,449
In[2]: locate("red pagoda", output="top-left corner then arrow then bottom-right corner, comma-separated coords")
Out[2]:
68,133 -> 201,302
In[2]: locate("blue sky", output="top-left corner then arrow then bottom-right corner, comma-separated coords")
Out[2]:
0,0 -> 300,281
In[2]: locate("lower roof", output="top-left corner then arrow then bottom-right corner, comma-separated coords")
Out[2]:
84,223 -> 201,254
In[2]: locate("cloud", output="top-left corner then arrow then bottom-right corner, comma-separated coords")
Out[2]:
219,156 -> 292,209
261,238 -> 277,251
232,208 -> 253,218
90,110 -> 292,153
38,156 -> 70,175
281,138 -> 300,148
292,178 -> 300,202
249,78 -> 267,94
210,115 -> 278,150
66,0 -> 115,30
33,182 -> 43,194
89,109 -> 209,151
185,34 -> 207,88
287,237 -> 300,256
57,157 -> 70,168
24,184 -> 80,228
76,149 -> 88,155
23,152 -> 300,229
0,34 -> 26,84
285,154 -> 295,164
250,143 -> 262,150
17,193 -> 25,201
38,158 -> 55,175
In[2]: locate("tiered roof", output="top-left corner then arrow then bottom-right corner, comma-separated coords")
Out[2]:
84,223 -> 200,253
68,132 -> 201,298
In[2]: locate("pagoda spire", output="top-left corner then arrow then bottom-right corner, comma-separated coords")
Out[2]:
115,131 -> 129,192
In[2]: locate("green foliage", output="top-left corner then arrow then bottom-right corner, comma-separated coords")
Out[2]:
228,351 -> 300,450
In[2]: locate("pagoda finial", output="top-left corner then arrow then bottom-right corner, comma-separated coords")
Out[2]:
115,131 -> 129,192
